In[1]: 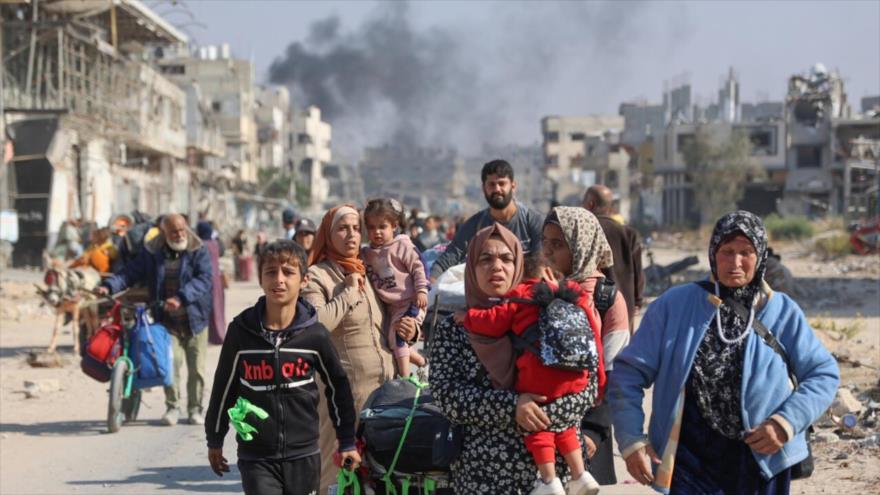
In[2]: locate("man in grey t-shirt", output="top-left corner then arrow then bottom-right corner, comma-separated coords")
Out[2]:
430,159 -> 544,282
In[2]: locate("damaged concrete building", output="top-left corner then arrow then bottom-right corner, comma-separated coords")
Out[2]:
1,0 -> 191,266
289,106 -> 331,210
651,120 -> 788,226
780,64 -> 879,219
156,44 -> 260,186
1,2 -> 324,267
622,64 -> 877,227
540,115 -> 625,207
360,145 -> 468,215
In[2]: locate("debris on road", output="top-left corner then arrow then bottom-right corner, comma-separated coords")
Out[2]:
26,351 -> 68,368
22,378 -> 63,399
831,388 -> 864,416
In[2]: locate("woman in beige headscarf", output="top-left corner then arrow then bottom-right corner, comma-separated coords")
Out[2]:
542,206 -> 629,486
430,223 -> 596,494
302,204 -> 418,491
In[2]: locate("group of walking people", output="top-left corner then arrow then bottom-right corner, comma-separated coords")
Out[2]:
95,158 -> 839,494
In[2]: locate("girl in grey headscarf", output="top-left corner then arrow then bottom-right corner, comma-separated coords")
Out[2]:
542,207 -> 630,486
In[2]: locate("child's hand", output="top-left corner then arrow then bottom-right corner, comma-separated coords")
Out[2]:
415,292 -> 428,309
208,447 -> 230,476
453,310 -> 465,324
339,449 -> 362,470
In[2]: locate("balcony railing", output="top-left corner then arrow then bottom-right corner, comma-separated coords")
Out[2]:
2,20 -> 185,158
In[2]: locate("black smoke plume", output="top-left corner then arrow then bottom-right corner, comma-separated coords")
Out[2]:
268,1 -> 672,156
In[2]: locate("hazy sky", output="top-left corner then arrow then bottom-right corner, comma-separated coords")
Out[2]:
166,0 -> 880,156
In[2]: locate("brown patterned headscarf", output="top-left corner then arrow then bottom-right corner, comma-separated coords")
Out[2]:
464,223 -> 524,390
545,206 -> 614,282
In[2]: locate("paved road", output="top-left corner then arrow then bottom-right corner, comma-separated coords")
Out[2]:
0,274 -> 652,494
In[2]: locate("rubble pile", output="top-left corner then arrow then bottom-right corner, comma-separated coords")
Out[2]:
804,254 -> 880,276
813,385 -> 880,454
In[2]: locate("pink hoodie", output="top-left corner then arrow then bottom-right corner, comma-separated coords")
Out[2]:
361,234 -> 429,306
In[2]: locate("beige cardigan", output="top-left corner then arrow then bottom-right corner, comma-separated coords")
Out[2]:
302,260 -> 394,491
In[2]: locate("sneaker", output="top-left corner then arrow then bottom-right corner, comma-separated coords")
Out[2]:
160,408 -> 179,426
566,472 -> 600,495
529,477 -> 565,495
188,412 -> 205,425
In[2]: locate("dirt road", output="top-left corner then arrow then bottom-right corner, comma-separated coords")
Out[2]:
0,271 -> 262,494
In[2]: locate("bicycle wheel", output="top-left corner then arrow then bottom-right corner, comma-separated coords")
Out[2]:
108,360 -> 129,433
122,389 -> 141,422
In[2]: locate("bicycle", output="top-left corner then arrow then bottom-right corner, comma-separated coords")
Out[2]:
89,296 -> 169,433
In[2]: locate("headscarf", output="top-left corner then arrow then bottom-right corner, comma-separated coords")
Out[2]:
708,210 -> 769,300
689,210 -> 769,439
464,223 -> 524,390
544,207 -> 614,282
464,223 -> 525,309
308,205 -> 366,278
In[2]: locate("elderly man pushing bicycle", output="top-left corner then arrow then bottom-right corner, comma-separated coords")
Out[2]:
98,213 -> 213,426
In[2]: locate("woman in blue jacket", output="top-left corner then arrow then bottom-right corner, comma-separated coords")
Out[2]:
607,211 -> 838,494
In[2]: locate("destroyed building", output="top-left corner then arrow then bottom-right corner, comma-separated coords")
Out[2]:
620,64 -> 876,227
360,145 -> 468,215
289,106 -> 331,209
780,63 -> 879,219
652,120 -> 788,226
255,85 -> 291,172
1,0 -> 190,266
0,2 -> 319,267
157,44 -> 260,185
541,115 -> 625,205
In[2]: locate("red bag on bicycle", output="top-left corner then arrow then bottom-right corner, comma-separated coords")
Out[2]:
81,323 -> 122,382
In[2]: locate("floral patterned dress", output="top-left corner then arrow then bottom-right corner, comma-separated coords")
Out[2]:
429,315 -> 597,494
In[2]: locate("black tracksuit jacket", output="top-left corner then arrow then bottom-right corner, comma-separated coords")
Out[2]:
205,297 -> 356,460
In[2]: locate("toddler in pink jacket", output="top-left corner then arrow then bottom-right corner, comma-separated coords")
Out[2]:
361,198 -> 428,378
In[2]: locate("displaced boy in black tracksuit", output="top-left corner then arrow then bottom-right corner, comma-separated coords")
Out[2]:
206,240 -> 360,494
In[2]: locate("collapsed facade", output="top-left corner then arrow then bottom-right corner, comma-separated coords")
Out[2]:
2,0 -> 191,266
289,106 -> 331,210
360,145 -> 468,215
540,115 -> 626,208
780,64 -> 878,219
613,65 -> 879,227
1,2 -> 328,267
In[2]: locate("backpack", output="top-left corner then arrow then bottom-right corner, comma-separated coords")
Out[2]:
123,221 -> 153,261
80,322 -> 123,380
358,377 -> 461,480
593,271 -> 618,320
130,307 -> 173,388
509,282 -> 600,372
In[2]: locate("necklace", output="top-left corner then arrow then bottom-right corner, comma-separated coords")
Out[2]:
714,281 -> 754,345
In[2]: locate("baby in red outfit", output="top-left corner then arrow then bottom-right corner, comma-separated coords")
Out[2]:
462,257 -> 604,495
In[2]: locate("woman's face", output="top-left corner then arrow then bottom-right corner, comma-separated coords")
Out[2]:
475,238 -> 516,297
542,223 -> 572,276
715,235 -> 758,288
330,213 -> 361,258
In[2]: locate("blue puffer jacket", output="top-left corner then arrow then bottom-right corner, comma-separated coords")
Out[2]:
608,281 -> 839,490
103,231 -> 213,334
